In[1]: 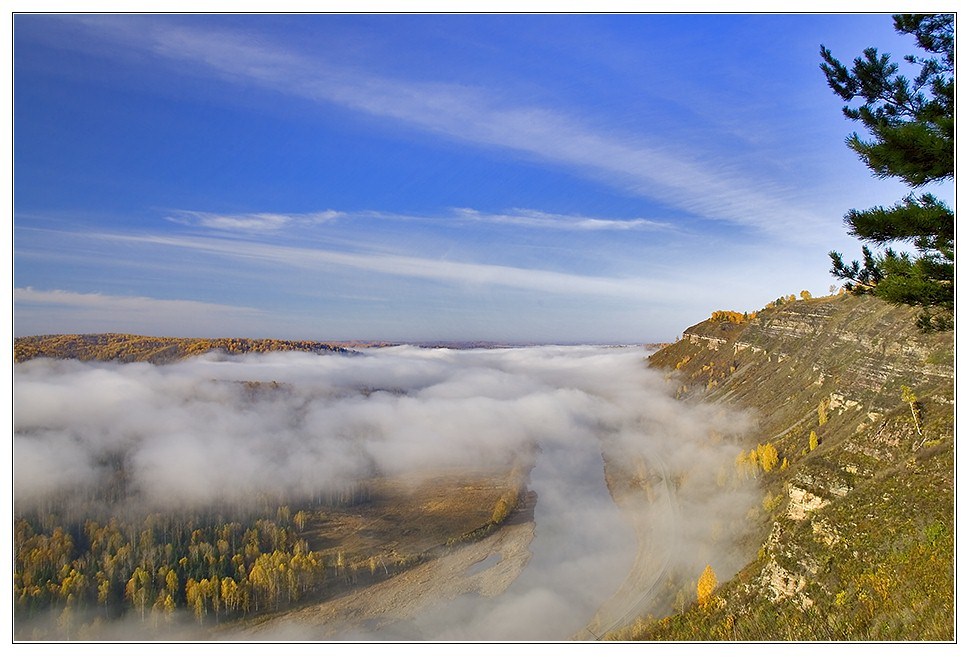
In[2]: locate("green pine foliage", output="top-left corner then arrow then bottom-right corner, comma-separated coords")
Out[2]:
821,14 -> 954,331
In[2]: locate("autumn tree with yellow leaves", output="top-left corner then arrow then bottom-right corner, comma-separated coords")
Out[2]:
697,564 -> 718,608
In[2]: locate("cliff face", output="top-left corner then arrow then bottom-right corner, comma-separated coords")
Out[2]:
658,294 -> 952,419
635,294 -> 954,641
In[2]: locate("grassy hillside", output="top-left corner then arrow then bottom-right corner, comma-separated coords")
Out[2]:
617,293 -> 954,641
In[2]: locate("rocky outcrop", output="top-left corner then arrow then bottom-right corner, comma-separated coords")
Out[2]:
786,484 -> 830,521
641,294 -> 954,640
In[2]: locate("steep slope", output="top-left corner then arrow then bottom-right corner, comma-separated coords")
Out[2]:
621,293 -> 954,640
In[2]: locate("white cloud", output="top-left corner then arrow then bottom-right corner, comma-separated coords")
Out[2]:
175,206 -> 676,233
166,209 -> 342,232
15,287 -> 261,314
14,287 -> 267,337
66,16 -> 828,239
15,346 -> 759,639
91,231 -> 696,303
450,208 -> 676,232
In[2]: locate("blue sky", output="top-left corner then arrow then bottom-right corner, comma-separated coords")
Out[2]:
12,12 -> 954,343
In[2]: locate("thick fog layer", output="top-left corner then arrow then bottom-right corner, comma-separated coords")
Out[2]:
15,345 -> 759,638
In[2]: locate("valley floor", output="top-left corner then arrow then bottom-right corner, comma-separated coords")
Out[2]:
217,501 -> 538,640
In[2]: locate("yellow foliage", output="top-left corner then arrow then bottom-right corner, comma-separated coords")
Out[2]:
901,385 -> 924,436
491,488 -> 519,525
697,564 -> 717,607
757,443 -> 779,472
735,450 -> 758,480
809,430 -> 819,451
818,400 -> 829,426
734,443 -> 789,479
901,385 -> 917,404
762,492 -> 784,512
710,310 -> 746,324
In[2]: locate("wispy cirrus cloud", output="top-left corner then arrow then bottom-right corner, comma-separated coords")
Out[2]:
84,231 -> 694,303
450,208 -> 675,231
174,206 -> 674,233
166,209 -> 342,232
66,16 -> 825,239
14,287 -> 267,337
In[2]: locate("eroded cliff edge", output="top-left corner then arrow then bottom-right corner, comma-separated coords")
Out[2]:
626,293 -> 954,640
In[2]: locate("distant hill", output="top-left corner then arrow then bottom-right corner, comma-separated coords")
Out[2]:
13,335 -> 657,363
13,333 -> 359,364
615,293 -> 954,640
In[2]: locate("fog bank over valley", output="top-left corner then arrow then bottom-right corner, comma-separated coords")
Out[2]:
15,345 -> 760,638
